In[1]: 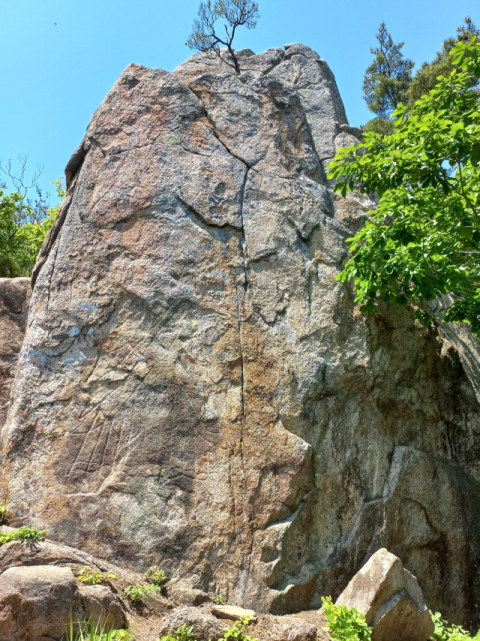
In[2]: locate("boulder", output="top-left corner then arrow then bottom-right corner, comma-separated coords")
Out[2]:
3,44 -> 480,628
0,565 -> 78,641
160,607 -> 226,641
0,538 -> 143,586
77,582 -> 126,630
336,548 -> 434,641
0,564 -> 126,641
252,614 -> 322,641
212,604 -> 257,622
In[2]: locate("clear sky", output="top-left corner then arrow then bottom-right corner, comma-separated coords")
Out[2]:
1,0 -> 479,202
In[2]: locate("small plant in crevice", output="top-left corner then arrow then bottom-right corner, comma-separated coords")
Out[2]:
221,617 -> 258,641
124,583 -> 161,603
0,525 -> 47,547
213,593 -> 222,604
145,566 -> 167,586
76,567 -> 119,586
0,500 -> 8,525
321,597 -> 371,641
161,622 -> 196,641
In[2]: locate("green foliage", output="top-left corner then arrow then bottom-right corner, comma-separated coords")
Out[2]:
124,583 -> 161,602
187,0 -> 260,74
0,525 -> 47,546
221,617 -> 258,641
329,38 -> 480,335
145,565 -> 167,586
63,609 -> 133,641
321,597 -> 371,641
430,611 -> 480,641
361,118 -> 395,136
161,623 -> 196,641
76,567 -> 119,586
0,177 -> 64,277
408,18 -> 480,106
363,23 -> 414,118
213,593 -> 223,604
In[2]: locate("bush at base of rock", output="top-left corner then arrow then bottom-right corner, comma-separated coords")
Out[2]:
322,597 -> 371,641
431,611 -> 480,641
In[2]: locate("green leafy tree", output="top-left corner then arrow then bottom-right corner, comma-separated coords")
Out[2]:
187,0 -> 259,74
363,23 -> 414,119
0,175 -> 64,278
328,38 -> 480,335
408,18 -> 480,105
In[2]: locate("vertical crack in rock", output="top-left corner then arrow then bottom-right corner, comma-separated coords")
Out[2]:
237,166 -> 250,465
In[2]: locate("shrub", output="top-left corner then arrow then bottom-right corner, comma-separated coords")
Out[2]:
145,566 -> 167,586
321,597 -> 371,641
0,525 -> 47,547
161,623 -> 195,641
430,611 -> 480,641
221,617 -> 258,641
76,567 -> 119,586
124,584 -> 161,602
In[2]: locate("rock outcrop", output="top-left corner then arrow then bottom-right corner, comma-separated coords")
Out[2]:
336,548 -> 434,641
0,278 -> 30,431
2,44 -> 480,629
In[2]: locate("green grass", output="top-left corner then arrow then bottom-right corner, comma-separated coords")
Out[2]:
63,611 -> 133,641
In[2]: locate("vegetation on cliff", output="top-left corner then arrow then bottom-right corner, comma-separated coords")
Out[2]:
330,38 -> 480,335
0,163 -> 64,277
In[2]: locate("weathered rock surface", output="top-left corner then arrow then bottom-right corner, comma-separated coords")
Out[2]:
0,278 -> 30,431
0,564 -> 126,640
336,548 -> 434,641
161,607 -> 226,641
3,44 -> 480,629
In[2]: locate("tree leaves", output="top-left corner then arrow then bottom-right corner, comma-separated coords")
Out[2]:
330,40 -> 480,335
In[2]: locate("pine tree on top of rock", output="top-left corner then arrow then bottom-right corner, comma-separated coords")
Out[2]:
186,0 -> 260,74
363,23 -> 414,119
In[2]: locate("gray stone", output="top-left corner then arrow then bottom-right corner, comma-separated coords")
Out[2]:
3,44 -> 480,629
161,607 -> 226,641
336,549 -> 434,641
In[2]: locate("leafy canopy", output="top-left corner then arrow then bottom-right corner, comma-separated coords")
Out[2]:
328,38 -> 480,335
408,18 -> 480,106
0,177 -> 65,277
187,0 -> 259,74
362,23 -> 414,118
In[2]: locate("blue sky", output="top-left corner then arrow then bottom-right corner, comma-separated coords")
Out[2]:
1,0 -> 479,203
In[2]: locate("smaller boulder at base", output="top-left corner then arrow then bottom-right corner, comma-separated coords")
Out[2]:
211,605 -> 258,622
335,548 -> 434,641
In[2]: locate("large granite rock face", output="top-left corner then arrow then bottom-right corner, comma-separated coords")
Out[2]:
3,45 -> 480,628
